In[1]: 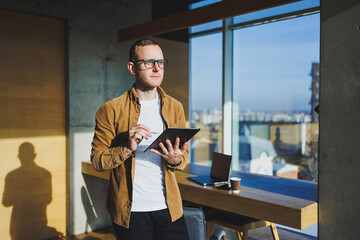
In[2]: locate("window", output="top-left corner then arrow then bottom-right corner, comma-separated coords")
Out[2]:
189,1 -> 320,182
189,33 -> 223,165
232,14 -> 320,181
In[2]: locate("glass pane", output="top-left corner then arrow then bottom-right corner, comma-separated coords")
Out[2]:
232,13 -> 320,181
190,0 -> 222,9
190,33 -> 223,166
233,0 -> 319,24
190,20 -> 222,34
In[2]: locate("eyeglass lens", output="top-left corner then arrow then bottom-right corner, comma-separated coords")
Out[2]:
142,59 -> 168,69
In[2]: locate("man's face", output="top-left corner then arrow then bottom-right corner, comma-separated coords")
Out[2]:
129,44 -> 165,89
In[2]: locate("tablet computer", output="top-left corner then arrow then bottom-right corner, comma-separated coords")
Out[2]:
144,127 -> 200,152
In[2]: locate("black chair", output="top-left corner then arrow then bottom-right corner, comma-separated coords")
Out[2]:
183,207 -> 226,240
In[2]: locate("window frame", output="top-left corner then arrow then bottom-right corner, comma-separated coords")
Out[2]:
189,4 -> 320,164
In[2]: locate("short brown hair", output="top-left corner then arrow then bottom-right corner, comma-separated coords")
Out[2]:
129,38 -> 160,62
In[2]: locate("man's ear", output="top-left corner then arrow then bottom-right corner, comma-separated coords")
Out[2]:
127,62 -> 136,76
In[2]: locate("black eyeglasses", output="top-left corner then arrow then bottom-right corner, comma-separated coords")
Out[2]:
133,59 -> 168,69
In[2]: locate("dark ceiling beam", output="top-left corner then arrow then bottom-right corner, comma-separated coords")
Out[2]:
118,0 -> 300,42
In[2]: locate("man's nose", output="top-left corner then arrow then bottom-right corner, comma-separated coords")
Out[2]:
153,62 -> 160,71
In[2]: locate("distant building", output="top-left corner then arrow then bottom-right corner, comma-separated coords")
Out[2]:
310,62 -> 319,122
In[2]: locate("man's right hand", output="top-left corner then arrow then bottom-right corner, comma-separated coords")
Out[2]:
122,124 -> 151,156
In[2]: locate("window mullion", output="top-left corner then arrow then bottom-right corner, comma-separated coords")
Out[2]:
222,18 -> 233,156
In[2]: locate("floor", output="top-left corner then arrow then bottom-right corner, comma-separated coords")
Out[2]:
66,224 -> 317,240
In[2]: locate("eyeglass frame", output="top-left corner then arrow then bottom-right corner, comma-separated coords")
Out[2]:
132,59 -> 168,69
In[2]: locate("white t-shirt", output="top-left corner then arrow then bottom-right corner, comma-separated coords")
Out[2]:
131,94 -> 167,212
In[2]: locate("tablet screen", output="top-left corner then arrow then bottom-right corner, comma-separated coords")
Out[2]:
144,127 -> 200,152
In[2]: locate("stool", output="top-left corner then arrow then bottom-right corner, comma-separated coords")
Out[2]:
205,209 -> 280,240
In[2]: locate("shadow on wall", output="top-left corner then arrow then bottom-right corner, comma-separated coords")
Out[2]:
2,142 -> 62,240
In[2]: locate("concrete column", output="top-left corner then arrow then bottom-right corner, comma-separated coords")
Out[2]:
319,1 -> 360,239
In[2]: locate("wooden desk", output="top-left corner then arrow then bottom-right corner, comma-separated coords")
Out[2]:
81,162 -> 317,230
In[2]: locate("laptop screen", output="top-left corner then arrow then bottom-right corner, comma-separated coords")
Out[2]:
210,152 -> 232,181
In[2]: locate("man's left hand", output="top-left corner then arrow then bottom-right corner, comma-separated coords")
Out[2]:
150,137 -> 187,166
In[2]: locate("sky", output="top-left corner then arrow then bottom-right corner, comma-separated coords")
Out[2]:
190,0 -> 320,113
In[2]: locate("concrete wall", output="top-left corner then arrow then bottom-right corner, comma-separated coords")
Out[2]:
0,0 -> 151,236
0,0 -> 191,236
319,1 -> 360,239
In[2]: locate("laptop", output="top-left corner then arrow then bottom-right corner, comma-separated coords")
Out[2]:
188,152 -> 232,186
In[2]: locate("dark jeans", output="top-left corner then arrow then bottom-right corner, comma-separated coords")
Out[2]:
113,208 -> 190,240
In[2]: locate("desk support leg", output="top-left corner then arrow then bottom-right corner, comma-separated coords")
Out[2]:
236,231 -> 243,240
270,223 -> 280,240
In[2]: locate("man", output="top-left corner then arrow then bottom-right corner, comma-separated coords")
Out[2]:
90,38 -> 190,240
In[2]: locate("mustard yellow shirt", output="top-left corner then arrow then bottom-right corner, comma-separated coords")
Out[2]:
90,85 -> 188,228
